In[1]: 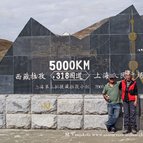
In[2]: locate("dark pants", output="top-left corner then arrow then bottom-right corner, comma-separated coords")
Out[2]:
123,101 -> 137,130
106,103 -> 121,128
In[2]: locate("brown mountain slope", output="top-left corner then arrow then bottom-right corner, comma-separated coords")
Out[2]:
73,15 -> 143,39
73,18 -> 109,39
0,39 -> 12,61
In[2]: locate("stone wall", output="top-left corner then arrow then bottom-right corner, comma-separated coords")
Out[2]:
0,94 -> 143,130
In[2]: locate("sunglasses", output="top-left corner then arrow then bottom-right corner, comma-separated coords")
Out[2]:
109,78 -> 115,80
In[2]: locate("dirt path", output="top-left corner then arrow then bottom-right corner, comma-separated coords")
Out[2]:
0,129 -> 143,143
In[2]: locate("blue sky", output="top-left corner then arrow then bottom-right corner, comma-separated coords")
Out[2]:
0,0 -> 143,41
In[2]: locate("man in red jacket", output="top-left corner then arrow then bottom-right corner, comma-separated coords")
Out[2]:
119,70 -> 138,134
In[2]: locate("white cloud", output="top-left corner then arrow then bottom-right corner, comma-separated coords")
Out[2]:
0,0 -> 143,41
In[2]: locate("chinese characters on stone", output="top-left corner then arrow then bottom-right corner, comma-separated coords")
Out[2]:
15,72 -> 46,80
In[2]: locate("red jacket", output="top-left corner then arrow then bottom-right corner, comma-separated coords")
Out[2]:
121,80 -> 138,101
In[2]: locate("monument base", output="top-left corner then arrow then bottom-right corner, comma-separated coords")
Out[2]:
0,94 -> 142,130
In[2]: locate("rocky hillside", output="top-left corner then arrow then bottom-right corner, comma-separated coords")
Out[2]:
73,15 -> 143,39
0,39 -> 12,61
73,18 -> 109,39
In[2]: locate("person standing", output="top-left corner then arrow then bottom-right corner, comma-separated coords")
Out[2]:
102,73 -> 122,133
119,70 -> 138,134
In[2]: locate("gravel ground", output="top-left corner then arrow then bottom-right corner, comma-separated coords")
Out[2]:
0,129 -> 143,143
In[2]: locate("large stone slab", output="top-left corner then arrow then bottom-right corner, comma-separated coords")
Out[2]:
115,117 -> 123,130
58,96 -> 83,114
6,114 -> 31,129
32,114 -> 57,129
58,115 -> 83,129
84,115 -> 108,129
31,95 -> 57,114
58,94 -> 83,99
140,95 -> 143,116
6,94 -> 31,113
0,95 -> 6,113
84,95 -> 107,115
140,116 -> 143,130
0,114 -> 5,128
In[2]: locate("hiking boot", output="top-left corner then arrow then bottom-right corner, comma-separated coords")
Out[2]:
105,124 -> 111,132
122,129 -> 130,134
106,126 -> 111,132
131,129 -> 137,134
110,127 -> 116,133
